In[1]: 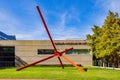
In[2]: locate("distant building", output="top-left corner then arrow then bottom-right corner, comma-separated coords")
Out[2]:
0,31 -> 16,40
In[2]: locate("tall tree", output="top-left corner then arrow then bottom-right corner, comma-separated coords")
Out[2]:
87,11 -> 120,67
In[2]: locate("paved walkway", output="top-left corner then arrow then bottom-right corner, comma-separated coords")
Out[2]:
93,66 -> 120,70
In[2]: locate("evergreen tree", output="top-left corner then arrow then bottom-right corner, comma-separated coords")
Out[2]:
87,11 -> 120,68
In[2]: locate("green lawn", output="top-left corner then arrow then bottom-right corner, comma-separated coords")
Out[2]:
0,66 -> 120,80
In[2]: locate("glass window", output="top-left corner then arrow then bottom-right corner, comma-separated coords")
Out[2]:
66,49 -> 90,54
0,46 -> 15,67
38,49 -> 54,54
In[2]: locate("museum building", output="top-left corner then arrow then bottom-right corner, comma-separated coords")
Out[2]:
0,40 -> 92,68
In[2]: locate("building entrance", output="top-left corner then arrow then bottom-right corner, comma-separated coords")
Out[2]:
0,46 -> 15,67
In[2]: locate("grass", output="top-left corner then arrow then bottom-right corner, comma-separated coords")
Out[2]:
0,66 -> 120,80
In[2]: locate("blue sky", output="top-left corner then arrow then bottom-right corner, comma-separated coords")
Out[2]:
0,0 -> 120,40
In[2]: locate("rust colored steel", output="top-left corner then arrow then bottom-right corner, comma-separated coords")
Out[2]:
16,6 -> 86,72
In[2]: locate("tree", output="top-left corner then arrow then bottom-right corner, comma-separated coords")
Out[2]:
87,11 -> 120,68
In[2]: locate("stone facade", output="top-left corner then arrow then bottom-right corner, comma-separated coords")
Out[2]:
0,40 -> 92,67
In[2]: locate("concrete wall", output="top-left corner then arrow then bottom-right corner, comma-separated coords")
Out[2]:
0,40 -> 92,66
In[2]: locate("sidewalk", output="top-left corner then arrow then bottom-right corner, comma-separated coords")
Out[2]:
93,66 -> 120,70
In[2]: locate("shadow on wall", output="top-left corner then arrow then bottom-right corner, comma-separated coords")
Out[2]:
15,56 -> 27,67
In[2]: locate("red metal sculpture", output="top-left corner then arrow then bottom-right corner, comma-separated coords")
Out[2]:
16,6 -> 86,72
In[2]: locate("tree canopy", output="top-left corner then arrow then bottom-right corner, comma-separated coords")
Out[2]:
87,11 -> 120,67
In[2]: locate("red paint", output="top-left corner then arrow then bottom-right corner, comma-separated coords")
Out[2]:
16,55 -> 54,71
36,6 -> 57,52
58,57 -> 64,69
16,6 -> 86,72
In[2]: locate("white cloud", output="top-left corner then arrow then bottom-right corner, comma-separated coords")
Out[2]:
47,11 -> 85,40
0,0 -> 46,40
90,0 -> 120,27
0,0 -> 90,40
95,0 -> 120,14
66,6 -> 81,23
0,10 -> 21,33
16,23 -> 46,40
34,0 -> 120,40
103,0 -> 120,13
0,8 -> 46,40
1,0 -> 120,40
